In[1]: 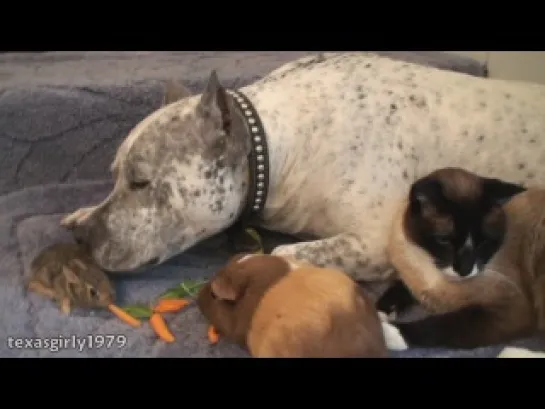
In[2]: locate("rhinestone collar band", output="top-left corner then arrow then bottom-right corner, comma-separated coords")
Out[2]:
226,88 -> 270,224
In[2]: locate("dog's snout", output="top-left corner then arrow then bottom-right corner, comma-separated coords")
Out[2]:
70,215 -> 101,249
142,257 -> 159,267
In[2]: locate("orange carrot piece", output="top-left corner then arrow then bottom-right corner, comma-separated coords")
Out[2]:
153,298 -> 190,313
150,313 -> 175,343
108,304 -> 142,328
208,325 -> 219,344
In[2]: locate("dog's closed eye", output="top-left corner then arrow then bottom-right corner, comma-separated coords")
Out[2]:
129,181 -> 150,190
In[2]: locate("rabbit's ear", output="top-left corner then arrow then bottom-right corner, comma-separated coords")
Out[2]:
62,266 -> 80,285
68,258 -> 88,271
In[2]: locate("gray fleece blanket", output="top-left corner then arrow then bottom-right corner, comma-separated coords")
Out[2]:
2,51 -> 543,358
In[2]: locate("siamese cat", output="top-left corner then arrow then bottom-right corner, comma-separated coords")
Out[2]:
377,167 -> 545,349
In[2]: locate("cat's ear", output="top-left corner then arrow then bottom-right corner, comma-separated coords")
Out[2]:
408,177 -> 443,217
482,178 -> 526,205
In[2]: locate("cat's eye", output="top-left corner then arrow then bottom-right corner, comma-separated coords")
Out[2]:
476,240 -> 493,251
434,236 -> 451,245
129,180 -> 150,190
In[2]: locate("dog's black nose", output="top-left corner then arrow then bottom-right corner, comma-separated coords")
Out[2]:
72,224 -> 89,247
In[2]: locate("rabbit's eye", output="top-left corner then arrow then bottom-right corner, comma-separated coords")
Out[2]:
88,287 -> 98,298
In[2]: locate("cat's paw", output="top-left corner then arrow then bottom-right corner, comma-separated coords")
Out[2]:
381,321 -> 408,351
378,310 -> 397,322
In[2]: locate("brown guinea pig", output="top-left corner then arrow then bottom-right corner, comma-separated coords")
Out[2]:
196,253 -> 389,358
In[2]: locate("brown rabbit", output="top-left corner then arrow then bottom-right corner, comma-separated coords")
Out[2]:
26,242 -> 116,314
196,253 -> 390,358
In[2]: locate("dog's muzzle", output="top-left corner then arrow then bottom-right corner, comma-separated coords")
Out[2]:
68,221 -> 91,246
67,217 -> 160,270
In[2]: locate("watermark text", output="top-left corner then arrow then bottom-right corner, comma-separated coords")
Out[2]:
7,334 -> 127,353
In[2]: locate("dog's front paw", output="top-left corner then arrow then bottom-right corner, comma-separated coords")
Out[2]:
380,320 -> 408,351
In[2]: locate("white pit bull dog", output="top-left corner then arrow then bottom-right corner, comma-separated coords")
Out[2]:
62,52 -> 545,284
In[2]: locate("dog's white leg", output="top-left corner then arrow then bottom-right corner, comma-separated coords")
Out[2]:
271,233 -> 393,282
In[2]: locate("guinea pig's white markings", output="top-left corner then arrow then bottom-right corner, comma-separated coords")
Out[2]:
285,260 -> 302,271
237,254 -> 259,263
271,254 -> 304,270
381,321 -> 408,351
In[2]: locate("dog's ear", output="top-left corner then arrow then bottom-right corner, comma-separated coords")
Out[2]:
162,80 -> 192,106
197,70 -> 230,123
197,70 -> 251,162
408,177 -> 443,217
482,178 -> 526,205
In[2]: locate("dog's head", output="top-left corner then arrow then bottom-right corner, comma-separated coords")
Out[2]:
404,167 -> 526,277
63,71 -> 252,271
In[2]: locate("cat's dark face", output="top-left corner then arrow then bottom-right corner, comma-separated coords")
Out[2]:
404,168 -> 526,278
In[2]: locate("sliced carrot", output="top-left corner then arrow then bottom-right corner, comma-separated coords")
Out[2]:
108,304 -> 142,328
150,313 -> 175,343
153,298 -> 190,313
208,325 -> 219,344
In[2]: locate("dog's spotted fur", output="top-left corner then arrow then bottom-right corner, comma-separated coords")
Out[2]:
63,52 -> 545,279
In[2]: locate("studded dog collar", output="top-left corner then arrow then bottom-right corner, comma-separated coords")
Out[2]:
226,89 -> 270,225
